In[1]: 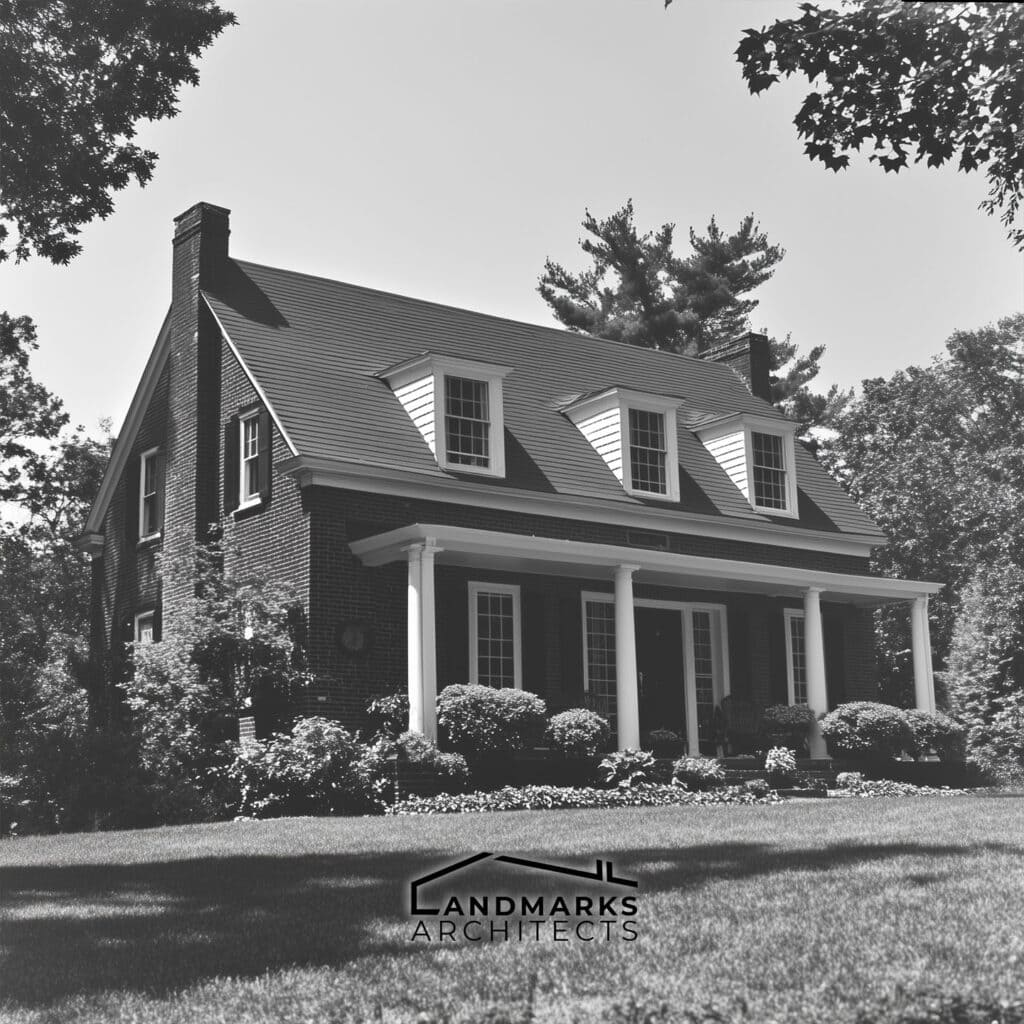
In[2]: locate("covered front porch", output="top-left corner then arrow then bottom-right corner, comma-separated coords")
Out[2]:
350,524 -> 942,756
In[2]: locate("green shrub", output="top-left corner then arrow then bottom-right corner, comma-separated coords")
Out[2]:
224,716 -> 386,818
819,701 -> 911,759
363,691 -> 409,740
600,748 -> 656,789
646,728 -> 685,756
835,771 -> 865,789
671,756 -> 725,791
743,778 -> 770,798
833,777 -> 968,799
395,731 -> 469,793
436,684 -> 546,754
764,746 -> 797,785
388,782 -> 781,815
545,708 -> 610,757
904,709 -> 967,761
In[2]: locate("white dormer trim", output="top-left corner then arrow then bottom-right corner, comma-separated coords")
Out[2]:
562,388 -> 680,503
377,353 -> 513,479
696,412 -> 800,518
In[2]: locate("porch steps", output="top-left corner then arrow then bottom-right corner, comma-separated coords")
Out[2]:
718,758 -> 836,789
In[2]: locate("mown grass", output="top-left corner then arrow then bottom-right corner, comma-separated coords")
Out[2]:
1,796 -> 1022,1023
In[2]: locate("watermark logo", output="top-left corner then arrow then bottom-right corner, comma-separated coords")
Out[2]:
408,852 -> 639,943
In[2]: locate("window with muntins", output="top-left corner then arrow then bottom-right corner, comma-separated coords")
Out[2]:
444,376 -> 490,468
751,431 -> 788,510
241,413 -> 261,503
628,408 -> 667,494
139,450 -> 159,537
469,583 -> 521,687
786,611 -> 808,705
135,611 -> 155,645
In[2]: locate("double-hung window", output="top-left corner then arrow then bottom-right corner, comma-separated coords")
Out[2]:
751,431 -> 788,511
784,609 -> 808,705
468,582 -> 522,688
134,610 -> 156,645
628,408 -> 668,495
444,376 -> 490,468
138,448 -> 161,539
240,412 -> 261,505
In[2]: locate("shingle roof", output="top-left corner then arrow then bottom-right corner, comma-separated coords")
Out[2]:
203,259 -> 882,539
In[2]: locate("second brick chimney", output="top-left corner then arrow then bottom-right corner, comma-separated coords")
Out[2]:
700,331 -> 772,403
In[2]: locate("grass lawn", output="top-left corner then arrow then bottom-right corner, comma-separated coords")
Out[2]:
2,796 -> 1023,1023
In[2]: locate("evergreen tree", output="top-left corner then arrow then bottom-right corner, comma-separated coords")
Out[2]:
539,200 -> 840,428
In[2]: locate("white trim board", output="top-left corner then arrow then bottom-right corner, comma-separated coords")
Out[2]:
282,455 -> 886,557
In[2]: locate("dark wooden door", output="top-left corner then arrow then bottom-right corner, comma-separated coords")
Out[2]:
635,607 -> 685,739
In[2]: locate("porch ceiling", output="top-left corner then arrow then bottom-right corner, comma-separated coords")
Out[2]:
349,524 -> 942,606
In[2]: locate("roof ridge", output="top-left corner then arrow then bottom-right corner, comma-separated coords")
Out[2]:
232,258 -> 738,375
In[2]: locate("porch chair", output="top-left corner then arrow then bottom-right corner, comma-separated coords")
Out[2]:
718,695 -> 763,756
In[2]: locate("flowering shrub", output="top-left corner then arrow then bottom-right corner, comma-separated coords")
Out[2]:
743,778 -> 770,798
835,771 -> 865,788
820,701 -> 911,759
388,783 -> 782,815
672,756 -> 726,791
764,746 -> 797,784
831,777 -> 968,799
903,709 -> 966,761
362,692 -> 409,741
600,748 -> 656,788
394,731 -> 469,792
545,708 -> 610,758
224,717 -> 387,818
437,685 -> 546,754
762,704 -> 816,729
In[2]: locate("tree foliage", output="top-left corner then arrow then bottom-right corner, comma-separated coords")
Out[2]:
820,313 -> 1024,701
0,0 -> 236,263
539,200 -> 842,428
946,559 -> 1024,781
733,1 -> 1024,248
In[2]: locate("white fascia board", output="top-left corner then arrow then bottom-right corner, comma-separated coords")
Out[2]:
561,387 -> 681,422
202,296 -> 299,456
377,352 -> 514,390
278,454 -> 886,557
349,523 -> 942,603
695,410 -> 799,442
79,310 -> 173,542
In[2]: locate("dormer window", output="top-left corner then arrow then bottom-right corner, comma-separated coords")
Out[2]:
563,388 -> 680,502
444,376 -> 490,468
378,354 -> 512,479
628,408 -> 668,495
696,414 -> 799,517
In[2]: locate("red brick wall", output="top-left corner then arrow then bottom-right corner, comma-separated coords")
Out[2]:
305,486 -> 879,730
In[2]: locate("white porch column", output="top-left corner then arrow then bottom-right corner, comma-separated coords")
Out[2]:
420,541 -> 439,740
910,596 -> 935,712
614,564 -> 641,750
405,541 -> 440,741
803,586 -> 829,759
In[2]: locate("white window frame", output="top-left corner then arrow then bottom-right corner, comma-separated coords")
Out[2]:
134,610 -> 156,645
468,581 -> 522,688
746,428 -> 798,517
138,447 -> 160,541
440,373 -> 499,476
239,410 -> 262,509
784,608 -> 808,705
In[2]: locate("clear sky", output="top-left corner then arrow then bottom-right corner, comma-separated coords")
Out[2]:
5,0 -> 1022,436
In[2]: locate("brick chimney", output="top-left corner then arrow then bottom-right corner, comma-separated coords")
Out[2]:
162,203 -> 230,624
700,331 -> 772,403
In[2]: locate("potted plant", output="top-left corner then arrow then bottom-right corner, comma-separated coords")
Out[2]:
761,704 -> 816,754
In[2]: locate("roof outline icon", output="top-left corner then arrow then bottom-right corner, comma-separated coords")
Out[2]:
409,853 -> 638,916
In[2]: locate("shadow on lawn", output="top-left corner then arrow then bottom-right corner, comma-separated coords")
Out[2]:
1,836 -> 1021,1007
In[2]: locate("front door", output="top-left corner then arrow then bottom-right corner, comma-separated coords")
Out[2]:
635,606 -> 685,740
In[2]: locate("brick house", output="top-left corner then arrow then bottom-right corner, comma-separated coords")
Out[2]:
78,203 -> 940,755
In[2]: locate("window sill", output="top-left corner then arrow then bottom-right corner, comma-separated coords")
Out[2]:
137,533 -> 162,549
233,497 -> 265,519
751,504 -> 799,519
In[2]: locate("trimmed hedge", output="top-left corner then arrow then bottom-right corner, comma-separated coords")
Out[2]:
387,783 -> 782,815
546,708 -> 610,758
437,684 -> 546,754
821,701 -> 911,759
